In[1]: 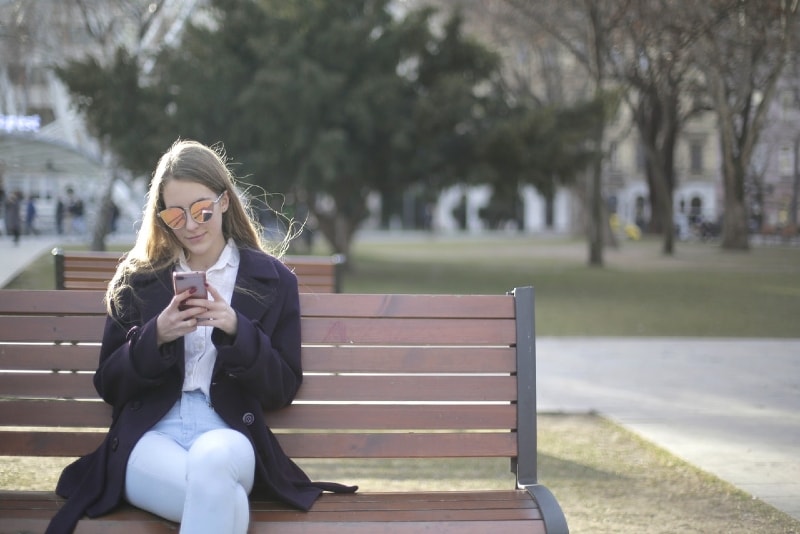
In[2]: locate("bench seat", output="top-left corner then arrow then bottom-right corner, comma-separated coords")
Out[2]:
0,491 -> 547,533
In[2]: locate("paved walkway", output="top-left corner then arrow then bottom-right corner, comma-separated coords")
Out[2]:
0,234 -> 61,289
537,337 -> 800,522
2,234 -> 799,522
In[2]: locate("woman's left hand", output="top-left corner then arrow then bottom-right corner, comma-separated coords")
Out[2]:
187,283 -> 238,337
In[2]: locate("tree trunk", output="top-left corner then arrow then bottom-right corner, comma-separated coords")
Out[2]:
791,135 -> 800,227
720,145 -> 750,250
661,192 -> 675,255
588,151 -> 604,267
314,210 -> 358,261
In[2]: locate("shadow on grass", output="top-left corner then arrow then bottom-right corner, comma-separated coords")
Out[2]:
540,452 -> 628,482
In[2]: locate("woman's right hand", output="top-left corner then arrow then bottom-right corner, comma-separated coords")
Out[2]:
156,288 -> 202,345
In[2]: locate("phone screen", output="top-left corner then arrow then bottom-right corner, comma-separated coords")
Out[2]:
173,271 -> 207,310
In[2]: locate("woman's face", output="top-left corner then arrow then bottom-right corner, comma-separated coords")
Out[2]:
161,179 -> 229,270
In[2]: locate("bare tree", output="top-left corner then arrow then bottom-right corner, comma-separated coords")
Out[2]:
692,0 -> 800,250
56,0 -> 180,250
603,1 -> 723,256
500,0 -> 631,266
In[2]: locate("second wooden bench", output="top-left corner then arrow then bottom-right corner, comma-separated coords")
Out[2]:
52,248 -> 345,293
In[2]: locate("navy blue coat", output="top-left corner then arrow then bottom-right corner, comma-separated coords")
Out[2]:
46,247 -> 355,533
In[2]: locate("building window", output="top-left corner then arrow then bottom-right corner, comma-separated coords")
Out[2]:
636,143 -> 646,171
608,141 -> 618,170
689,197 -> 703,224
690,141 -> 704,174
781,89 -> 796,112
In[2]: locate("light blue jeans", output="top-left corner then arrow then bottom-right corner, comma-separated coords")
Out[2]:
125,390 -> 256,533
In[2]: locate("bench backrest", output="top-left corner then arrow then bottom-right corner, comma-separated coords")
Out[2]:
0,288 -> 538,484
52,249 -> 344,293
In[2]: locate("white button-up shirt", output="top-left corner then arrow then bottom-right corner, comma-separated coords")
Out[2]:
176,239 -> 240,398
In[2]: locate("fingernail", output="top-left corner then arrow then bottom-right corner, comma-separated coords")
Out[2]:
190,287 -> 197,294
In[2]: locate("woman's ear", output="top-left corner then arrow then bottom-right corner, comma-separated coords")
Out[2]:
221,191 -> 230,213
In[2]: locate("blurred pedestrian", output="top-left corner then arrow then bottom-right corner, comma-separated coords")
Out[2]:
4,190 -> 22,245
66,188 -> 85,235
55,197 -> 65,235
25,195 -> 38,235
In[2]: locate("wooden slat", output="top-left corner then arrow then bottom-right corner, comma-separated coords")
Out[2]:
296,375 -> 517,402
0,430 -> 517,458
0,344 -> 99,372
0,372 -> 95,399
0,345 -> 514,374
299,293 -> 514,319
0,430 -> 104,456
64,272 -> 113,280
301,317 -> 516,345
268,404 -> 517,430
0,374 -> 516,402
0,518 -> 545,534
0,290 -> 105,314
0,400 -> 110,427
63,280 -> 111,290
0,316 -> 106,343
0,291 -> 514,320
301,346 -> 516,373
0,492 -> 545,534
0,400 -> 516,430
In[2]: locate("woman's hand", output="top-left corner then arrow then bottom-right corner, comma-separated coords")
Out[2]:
192,283 -> 238,337
156,287 -> 205,345
156,283 -> 238,345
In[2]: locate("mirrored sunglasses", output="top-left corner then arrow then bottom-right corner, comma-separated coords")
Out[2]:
158,192 -> 225,230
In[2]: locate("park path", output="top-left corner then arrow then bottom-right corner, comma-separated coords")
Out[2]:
537,337 -> 800,521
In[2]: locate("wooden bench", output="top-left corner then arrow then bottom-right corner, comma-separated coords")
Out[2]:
52,248 -> 345,293
0,287 -> 568,534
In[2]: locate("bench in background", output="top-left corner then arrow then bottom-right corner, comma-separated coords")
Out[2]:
52,248 -> 345,293
0,287 -> 568,533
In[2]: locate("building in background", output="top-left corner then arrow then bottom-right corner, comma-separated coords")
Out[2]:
0,0 -> 197,235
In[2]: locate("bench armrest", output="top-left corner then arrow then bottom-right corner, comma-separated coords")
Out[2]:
523,483 -> 570,534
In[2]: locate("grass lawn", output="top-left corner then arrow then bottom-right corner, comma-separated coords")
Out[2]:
3,232 -> 800,532
341,233 -> 800,337
12,233 -> 798,337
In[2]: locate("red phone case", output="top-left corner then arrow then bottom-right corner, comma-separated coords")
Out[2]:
174,271 -> 207,310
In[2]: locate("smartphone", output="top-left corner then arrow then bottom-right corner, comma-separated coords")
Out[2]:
173,271 -> 207,311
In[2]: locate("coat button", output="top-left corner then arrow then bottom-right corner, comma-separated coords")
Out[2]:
111,437 -> 119,451
242,412 -> 255,426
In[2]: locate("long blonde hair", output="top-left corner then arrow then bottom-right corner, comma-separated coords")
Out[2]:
106,139 -> 277,314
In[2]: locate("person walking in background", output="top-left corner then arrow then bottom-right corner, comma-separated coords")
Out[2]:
55,196 -> 65,235
66,188 -> 85,235
25,194 -> 38,235
109,200 -> 120,234
4,190 -> 22,245
45,139 -> 355,534
0,179 -> 5,235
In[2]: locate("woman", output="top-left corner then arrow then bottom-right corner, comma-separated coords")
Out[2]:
47,139 -> 355,534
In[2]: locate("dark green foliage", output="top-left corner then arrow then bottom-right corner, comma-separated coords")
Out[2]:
54,0 -> 601,254
54,48 -> 169,174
